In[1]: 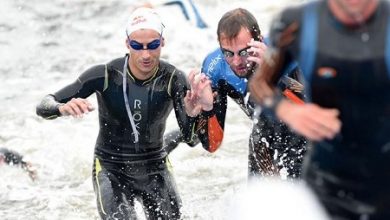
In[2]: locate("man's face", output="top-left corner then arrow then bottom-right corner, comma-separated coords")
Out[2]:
126,29 -> 163,80
219,27 -> 255,78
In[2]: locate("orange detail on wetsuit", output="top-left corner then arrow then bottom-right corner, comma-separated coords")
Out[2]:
283,89 -> 305,105
207,115 -> 224,153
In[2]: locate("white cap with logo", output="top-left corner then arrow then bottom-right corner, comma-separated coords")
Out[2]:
126,7 -> 164,36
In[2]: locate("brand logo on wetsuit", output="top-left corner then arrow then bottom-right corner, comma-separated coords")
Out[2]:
317,67 -> 337,78
133,99 -> 142,130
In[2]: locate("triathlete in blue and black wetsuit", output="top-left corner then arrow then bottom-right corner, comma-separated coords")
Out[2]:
198,8 -> 307,179
250,0 -> 390,219
163,8 -> 306,178
36,7 -> 213,220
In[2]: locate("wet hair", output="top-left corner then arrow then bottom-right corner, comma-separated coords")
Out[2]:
217,8 -> 261,43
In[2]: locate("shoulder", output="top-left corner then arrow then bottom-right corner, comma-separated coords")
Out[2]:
269,3 -> 307,46
106,56 -> 126,72
201,48 -> 226,78
78,56 -> 126,84
158,60 -> 189,95
158,60 -> 185,76
158,60 -> 188,83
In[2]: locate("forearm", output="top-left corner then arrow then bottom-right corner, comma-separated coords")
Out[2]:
196,101 -> 225,153
36,95 -> 63,119
163,129 -> 200,154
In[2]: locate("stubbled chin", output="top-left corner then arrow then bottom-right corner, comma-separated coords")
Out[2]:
234,68 -> 247,77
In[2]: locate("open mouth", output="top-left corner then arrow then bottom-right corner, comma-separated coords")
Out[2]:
142,60 -> 153,67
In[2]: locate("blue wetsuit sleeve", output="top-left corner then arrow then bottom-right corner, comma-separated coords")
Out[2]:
195,51 -> 228,152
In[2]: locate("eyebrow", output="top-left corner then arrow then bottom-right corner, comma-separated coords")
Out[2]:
130,39 -> 160,44
221,46 -> 251,54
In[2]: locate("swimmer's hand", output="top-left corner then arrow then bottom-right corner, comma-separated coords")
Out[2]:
21,161 -> 37,181
59,98 -> 95,118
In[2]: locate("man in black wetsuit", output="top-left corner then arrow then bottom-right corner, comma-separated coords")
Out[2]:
36,7 -> 213,220
0,148 -> 37,181
250,0 -> 390,219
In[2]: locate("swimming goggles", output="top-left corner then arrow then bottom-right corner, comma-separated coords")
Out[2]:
221,46 -> 251,58
126,30 -> 162,50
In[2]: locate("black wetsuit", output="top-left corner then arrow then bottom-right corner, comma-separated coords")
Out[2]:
36,55 -> 197,220
271,1 -> 390,219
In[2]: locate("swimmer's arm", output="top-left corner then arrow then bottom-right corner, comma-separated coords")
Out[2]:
36,65 -> 105,119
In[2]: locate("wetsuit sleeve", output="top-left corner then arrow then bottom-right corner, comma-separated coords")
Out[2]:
249,7 -> 302,108
163,129 -> 200,154
170,69 -> 198,144
193,52 -> 227,153
36,65 -> 106,119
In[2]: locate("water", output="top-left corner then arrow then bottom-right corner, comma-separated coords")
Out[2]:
0,0 -> 312,219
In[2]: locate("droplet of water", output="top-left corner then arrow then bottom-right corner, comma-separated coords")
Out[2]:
361,32 -> 369,42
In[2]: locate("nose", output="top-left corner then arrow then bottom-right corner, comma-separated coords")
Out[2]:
231,54 -> 243,66
140,49 -> 151,59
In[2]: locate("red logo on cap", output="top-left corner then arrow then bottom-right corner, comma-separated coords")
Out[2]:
131,16 -> 147,26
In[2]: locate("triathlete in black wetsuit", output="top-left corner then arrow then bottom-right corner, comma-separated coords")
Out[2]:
250,0 -> 390,219
36,7 -> 213,220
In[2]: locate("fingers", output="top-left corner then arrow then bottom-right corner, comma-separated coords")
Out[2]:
277,102 -> 342,141
188,69 -> 197,83
59,98 -> 94,118
247,40 -> 267,65
22,161 -> 37,181
307,105 -> 341,140
189,71 -> 211,95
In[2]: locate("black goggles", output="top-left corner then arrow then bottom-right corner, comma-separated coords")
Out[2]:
221,46 -> 251,58
126,30 -> 162,50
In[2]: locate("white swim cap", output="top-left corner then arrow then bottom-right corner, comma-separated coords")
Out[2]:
126,7 -> 164,36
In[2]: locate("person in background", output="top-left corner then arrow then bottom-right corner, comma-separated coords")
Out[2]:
249,0 -> 390,219
163,8 -> 307,179
140,0 -> 208,28
198,8 -> 307,179
0,147 -> 37,181
36,7 -> 213,220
